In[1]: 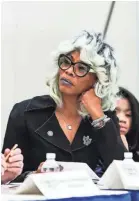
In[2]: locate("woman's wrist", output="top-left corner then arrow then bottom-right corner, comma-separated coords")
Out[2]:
90,115 -> 110,129
90,109 -> 104,120
1,173 -> 15,184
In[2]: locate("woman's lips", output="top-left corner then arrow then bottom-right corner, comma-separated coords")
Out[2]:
119,126 -> 127,133
60,78 -> 73,86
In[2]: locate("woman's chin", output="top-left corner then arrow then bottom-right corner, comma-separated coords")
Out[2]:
59,86 -> 76,95
120,131 -> 127,136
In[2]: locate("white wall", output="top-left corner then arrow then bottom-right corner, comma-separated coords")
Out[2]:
1,1 -> 139,145
106,1 -> 139,99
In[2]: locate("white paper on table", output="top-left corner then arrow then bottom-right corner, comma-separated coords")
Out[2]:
15,170 -> 100,199
99,190 -> 129,196
98,160 -> 139,190
117,160 -> 139,190
57,161 -> 100,181
1,194 -> 46,201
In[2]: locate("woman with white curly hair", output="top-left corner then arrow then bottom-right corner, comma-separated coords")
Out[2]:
2,30 -> 126,181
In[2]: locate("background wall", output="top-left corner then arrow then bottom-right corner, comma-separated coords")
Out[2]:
1,1 -> 139,145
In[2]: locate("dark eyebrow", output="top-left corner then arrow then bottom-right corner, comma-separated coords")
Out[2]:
116,107 -> 131,113
66,54 -> 89,65
66,54 -> 73,60
65,54 -> 91,68
125,109 -> 132,112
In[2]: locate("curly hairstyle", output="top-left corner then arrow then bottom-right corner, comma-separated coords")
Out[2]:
47,30 -> 119,117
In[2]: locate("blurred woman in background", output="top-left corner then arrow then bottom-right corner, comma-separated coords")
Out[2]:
95,86 -> 139,177
116,87 -> 139,161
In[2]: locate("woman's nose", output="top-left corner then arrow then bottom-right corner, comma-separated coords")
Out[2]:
117,113 -> 126,123
65,65 -> 75,77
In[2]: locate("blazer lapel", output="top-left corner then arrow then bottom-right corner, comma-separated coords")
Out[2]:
35,112 -> 71,153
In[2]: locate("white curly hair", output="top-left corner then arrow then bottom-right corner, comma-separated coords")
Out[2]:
47,30 -> 119,117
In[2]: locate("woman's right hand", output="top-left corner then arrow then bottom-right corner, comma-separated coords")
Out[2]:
1,148 -> 24,184
1,154 -> 7,175
120,135 -> 129,150
36,162 -> 45,173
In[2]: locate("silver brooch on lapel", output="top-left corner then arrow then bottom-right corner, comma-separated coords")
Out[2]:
83,136 -> 92,146
47,130 -> 53,136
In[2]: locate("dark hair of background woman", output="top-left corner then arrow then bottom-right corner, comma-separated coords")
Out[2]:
118,87 -> 139,161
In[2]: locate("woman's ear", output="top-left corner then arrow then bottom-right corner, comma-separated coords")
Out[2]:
93,82 -> 97,89
93,73 -> 98,86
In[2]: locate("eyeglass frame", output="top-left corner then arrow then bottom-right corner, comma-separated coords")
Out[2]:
58,54 -> 91,77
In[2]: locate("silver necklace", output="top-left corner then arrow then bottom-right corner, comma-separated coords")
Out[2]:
60,113 -> 72,130
56,110 -> 80,131
66,125 -> 72,130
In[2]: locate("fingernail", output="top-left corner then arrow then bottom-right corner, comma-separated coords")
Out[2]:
8,158 -> 12,163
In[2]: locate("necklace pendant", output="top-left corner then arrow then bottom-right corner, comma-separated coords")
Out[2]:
67,125 -> 72,130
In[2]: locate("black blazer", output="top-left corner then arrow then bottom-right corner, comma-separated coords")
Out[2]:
2,95 -> 126,181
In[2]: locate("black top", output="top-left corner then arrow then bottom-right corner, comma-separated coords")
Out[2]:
2,95 -> 126,181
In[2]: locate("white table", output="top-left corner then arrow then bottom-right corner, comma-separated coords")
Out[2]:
1,184 -> 131,201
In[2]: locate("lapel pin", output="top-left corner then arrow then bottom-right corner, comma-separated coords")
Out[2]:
47,130 -> 53,137
83,135 -> 92,146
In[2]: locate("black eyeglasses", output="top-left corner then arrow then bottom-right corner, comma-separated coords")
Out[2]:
58,54 -> 91,77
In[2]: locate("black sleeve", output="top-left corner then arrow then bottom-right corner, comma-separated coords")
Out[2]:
2,101 -> 33,182
95,111 -> 127,170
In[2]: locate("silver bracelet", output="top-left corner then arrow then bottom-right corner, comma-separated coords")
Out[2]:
91,115 -> 110,129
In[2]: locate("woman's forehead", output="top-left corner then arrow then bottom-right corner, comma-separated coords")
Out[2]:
117,98 -> 131,110
67,51 -> 81,62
